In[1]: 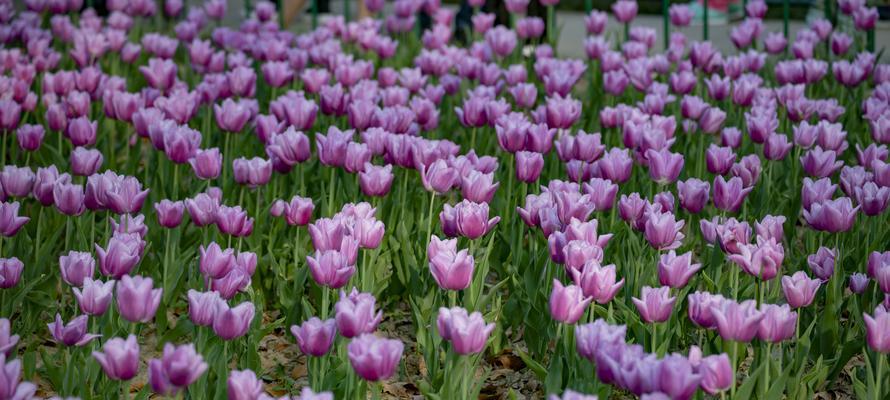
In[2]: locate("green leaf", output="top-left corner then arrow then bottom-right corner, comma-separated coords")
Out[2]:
514,349 -> 547,381
735,361 -> 765,400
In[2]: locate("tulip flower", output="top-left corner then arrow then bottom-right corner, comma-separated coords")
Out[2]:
148,343 -> 208,396
73,278 -> 115,316
758,304 -> 797,343
712,299 -> 764,342
291,317 -> 337,357
335,288 -> 383,338
47,314 -> 99,347
93,335 -> 140,381
633,286 -> 677,323
437,306 -> 495,355
549,279 -> 592,324
658,251 -> 702,289
347,334 -> 404,381
0,258 -> 23,289
116,275 -> 162,323
212,301 -> 255,340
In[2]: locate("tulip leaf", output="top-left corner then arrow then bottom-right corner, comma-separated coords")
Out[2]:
514,349 -> 547,381
736,360 -> 765,400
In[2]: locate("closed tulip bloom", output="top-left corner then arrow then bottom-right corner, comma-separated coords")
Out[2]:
764,133 -> 793,161
803,197 -> 859,232
66,116 -> 97,146
0,202 -> 29,237
453,200 -> 501,240
213,99 -> 252,133
730,236 -> 784,280
307,249 -> 355,289
0,167 -> 34,199
850,273 -> 869,294
582,178 -> 618,211
864,306 -> 890,353
291,317 -> 337,357
677,178 -> 710,214
461,171 -> 499,203
96,233 -> 144,278
711,299 -> 763,342
807,247 -> 836,281
153,200 -> 184,229
32,166 -> 62,206
612,0 -> 638,22
16,124 -> 44,151
644,210 -> 685,251
267,128 -> 312,170
232,157 -> 272,188
276,195 -> 314,226
646,149 -> 684,185
420,159 -> 458,194
633,286 -> 677,323
437,306 -> 495,355
48,314 -> 99,347
706,145 -> 736,175
545,94 -> 582,130
754,215 -> 786,242
0,258 -> 23,289
669,3 -> 693,26
93,334 -> 139,381
699,107 -> 727,134
226,369 -> 264,400
869,251 -> 890,279
335,288 -> 383,338
713,176 -> 753,213
189,148 -> 222,180
856,182 -> 890,216
59,251 -> 95,287
70,147 -> 104,176
800,147 -> 843,178
758,304 -> 797,343
658,251 -> 702,289
347,334 -> 403,382
215,205 -> 254,237
428,235 -> 475,291
187,289 -> 222,327
73,278 -> 115,316
549,279 -> 592,324
781,271 -> 820,308
688,291 -> 727,329
801,177 -> 837,210
116,275 -> 162,323
212,301 -> 255,340
185,192 -> 220,226
359,163 -> 394,197
570,262 -> 624,304
148,343 -> 208,396
105,176 -> 150,214
511,151 -> 543,183
199,242 -> 235,279
699,354 -> 733,395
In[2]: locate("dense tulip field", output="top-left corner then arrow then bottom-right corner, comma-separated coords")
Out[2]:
0,0 -> 888,398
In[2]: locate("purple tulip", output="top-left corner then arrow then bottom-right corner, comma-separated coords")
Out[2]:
65,116 -> 98,147
545,94 -> 582,130
688,291 -> 727,330
273,195 -> 314,226
267,128 -> 312,170
420,159 -> 458,194
48,314 -> 99,347
856,182 -> 890,216
226,369 -> 264,400
53,179 -> 87,216
754,215 -> 786,242
782,271 -> 821,308
335,288 -> 383,338
70,147 -> 104,176
677,178 -> 710,214
199,242 -> 235,279
15,124 -> 44,152
116,275 -> 162,323
291,317 -> 337,357
713,176 -> 753,213
347,334 -> 403,382
437,306 -> 495,355
758,304 -> 797,343
699,353 -> 733,395
669,4 -> 693,26
729,236 -> 784,281
633,286 -> 677,323
93,334 -> 140,381
612,0 -> 638,22
447,200 -> 501,240
360,163 -> 394,197
711,299 -> 763,342
428,235 -> 475,291
215,205 -> 254,237
644,210 -> 685,251
140,58 -> 177,92
232,157 -> 272,188
570,262 -> 623,304
154,200 -> 184,228
163,125 -> 202,164
0,202 -> 29,237
212,301 -> 255,340
0,166 -> 34,199
800,147 -> 843,178
185,192 -> 220,226
148,343 -> 208,396
801,177 -> 837,210
57,251 -> 94,288
73,278 -> 115,316
189,148 -> 222,180
864,306 -> 890,353
187,289 -> 222,327
807,247 -> 836,281
0,258 -> 23,289
658,251 -> 702,289
549,279 -> 592,324
96,233 -> 144,278
850,273 -> 869,294
803,197 -> 859,232
307,248 -> 355,289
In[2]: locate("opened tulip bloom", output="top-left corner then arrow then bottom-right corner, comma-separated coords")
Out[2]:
437,306 -> 495,355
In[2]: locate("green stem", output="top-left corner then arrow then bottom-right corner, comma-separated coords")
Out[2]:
327,167 -> 337,215
425,191 -> 437,248
877,352 -> 884,400
763,342 -> 771,398
651,323 -> 658,355
731,341 -> 738,398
